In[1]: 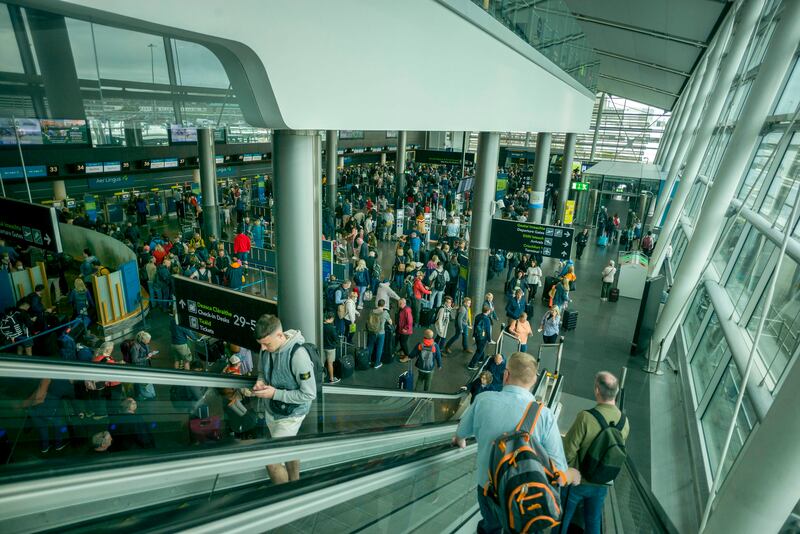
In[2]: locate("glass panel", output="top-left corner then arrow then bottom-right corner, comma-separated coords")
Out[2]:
728,81 -> 752,124
0,5 -> 23,73
172,40 -> 229,89
746,258 -> 800,387
683,288 -> 712,348
702,131 -> 731,179
670,230 -> 689,272
725,228 -> 776,314
773,58 -> 800,115
690,314 -> 728,400
736,133 -> 782,210
759,132 -> 800,230
712,217 -> 746,275
701,361 -> 757,480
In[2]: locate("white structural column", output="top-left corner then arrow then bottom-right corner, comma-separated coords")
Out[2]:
467,132 -> 500,319
656,77 -> 691,166
273,130 -> 323,346
661,57 -> 708,173
52,181 -> 67,201
650,13 -> 733,229
395,131 -> 407,207
528,132 -> 551,222
589,93 -> 605,162
702,352 -> 800,532
557,133 -> 577,223
649,0 -> 800,364
650,0 -> 765,276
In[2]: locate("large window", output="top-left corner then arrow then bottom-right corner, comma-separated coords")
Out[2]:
0,5 -> 23,73
758,132 -> 800,231
683,288 -> 712,348
725,229 -> 776,315
746,258 -> 800,387
712,217 -> 747,276
701,361 -> 757,481
736,132 -> 782,210
773,58 -> 800,115
690,314 -> 728,401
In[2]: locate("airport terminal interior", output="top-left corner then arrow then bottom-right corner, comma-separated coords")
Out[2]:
0,0 -> 799,532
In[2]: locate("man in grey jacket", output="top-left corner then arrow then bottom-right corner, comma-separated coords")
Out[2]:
433,296 -> 453,348
252,314 -> 317,484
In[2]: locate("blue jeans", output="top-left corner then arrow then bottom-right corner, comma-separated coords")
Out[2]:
367,332 -> 385,365
476,486 -> 502,534
559,484 -> 608,534
469,338 -> 488,367
357,286 -> 367,307
431,289 -> 444,309
445,327 -> 468,351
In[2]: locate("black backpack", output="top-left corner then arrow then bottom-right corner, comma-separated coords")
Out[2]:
579,409 -> 627,484
433,271 -> 447,291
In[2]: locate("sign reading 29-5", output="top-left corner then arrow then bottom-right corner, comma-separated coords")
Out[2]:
490,219 -> 574,259
173,275 -> 277,350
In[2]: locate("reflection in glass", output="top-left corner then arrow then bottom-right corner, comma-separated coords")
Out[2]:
690,314 -> 728,400
736,133 -> 782,209
0,4 -> 23,73
759,133 -> 800,231
725,228 -> 776,315
746,258 -> 800,388
701,361 -> 757,481
773,58 -> 800,115
683,288 -> 711,349
712,217 -> 746,276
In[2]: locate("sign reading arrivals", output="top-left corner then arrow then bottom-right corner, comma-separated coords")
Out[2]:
490,219 -> 574,259
174,275 -> 278,350
0,197 -> 63,254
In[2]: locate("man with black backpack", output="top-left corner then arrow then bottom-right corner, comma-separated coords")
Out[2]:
409,329 -> 442,392
559,371 -> 630,534
252,314 -> 319,485
454,352 -> 579,534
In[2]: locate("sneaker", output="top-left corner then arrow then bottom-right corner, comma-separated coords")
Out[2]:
467,365 -> 479,371
464,349 -> 474,354
398,357 -> 410,363
489,340 -> 497,345
40,446 -> 50,454
329,377 -> 341,384
357,304 -> 363,310
55,441 -> 69,452
374,363 -> 383,369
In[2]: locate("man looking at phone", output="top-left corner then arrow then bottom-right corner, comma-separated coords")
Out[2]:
252,314 -> 317,484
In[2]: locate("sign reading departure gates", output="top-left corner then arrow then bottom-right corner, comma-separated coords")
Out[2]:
0,197 -> 63,254
490,219 -> 574,259
174,275 -> 277,350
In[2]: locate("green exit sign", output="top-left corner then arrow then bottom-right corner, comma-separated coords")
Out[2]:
571,182 -> 589,191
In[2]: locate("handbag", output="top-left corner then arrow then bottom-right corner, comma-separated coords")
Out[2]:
363,289 -> 374,302
349,322 -> 357,334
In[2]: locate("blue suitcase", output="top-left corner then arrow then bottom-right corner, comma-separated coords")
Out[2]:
597,235 -> 608,247
398,361 -> 414,390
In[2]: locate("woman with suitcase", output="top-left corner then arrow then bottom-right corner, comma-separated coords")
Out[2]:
601,260 -> 617,301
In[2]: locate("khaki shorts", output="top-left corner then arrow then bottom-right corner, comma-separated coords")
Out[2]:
264,411 -> 305,438
172,343 -> 192,362
324,348 -> 336,364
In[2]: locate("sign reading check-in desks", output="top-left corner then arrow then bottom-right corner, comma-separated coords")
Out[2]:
174,275 -> 277,351
489,219 -> 574,259
0,197 -> 63,254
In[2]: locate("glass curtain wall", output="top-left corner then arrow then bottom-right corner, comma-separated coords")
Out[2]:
0,2 -> 271,146
673,0 -> 800,490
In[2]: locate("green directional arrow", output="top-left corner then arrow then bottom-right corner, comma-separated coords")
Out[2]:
571,182 -> 589,191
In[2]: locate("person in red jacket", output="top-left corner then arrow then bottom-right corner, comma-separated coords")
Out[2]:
396,298 -> 414,363
412,271 -> 431,326
233,227 -> 252,266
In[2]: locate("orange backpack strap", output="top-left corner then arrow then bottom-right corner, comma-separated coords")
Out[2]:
515,401 -> 544,434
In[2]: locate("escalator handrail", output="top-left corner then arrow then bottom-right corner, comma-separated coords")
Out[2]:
0,421 -> 460,523
0,356 -> 467,399
172,443 -> 477,534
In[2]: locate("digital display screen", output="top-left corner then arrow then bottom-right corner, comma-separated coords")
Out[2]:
0,118 -> 43,145
85,162 -> 104,174
340,130 -> 365,139
169,125 -> 197,144
103,161 -> 121,173
40,119 -> 90,145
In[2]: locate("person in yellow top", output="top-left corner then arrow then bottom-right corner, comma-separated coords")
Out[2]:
508,312 -> 533,352
560,371 -> 630,534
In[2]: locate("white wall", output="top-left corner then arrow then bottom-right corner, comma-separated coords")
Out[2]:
62,0 -> 594,132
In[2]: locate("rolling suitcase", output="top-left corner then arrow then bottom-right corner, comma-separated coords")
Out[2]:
419,307 -> 436,327
563,309 -> 579,331
355,332 -> 370,370
597,235 -> 608,247
542,276 -> 558,306
190,415 -> 221,442
609,288 -> 620,302
525,301 -> 535,318
398,361 -> 414,390
336,336 -> 355,379
382,324 -> 396,364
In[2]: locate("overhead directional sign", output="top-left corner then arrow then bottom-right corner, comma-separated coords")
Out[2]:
490,219 -> 574,259
0,197 -> 62,254
173,275 -> 278,351
571,182 -> 589,191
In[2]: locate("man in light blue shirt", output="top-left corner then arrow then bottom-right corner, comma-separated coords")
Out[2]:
454,352 -> 579,534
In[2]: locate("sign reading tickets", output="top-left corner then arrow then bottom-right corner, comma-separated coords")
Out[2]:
0,197 -> 62,254
174,275 -> 278,350
490,219 -> 574,259
564,200 -> 576,225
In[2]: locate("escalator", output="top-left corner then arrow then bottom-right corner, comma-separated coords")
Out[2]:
0,355 -> 678,533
